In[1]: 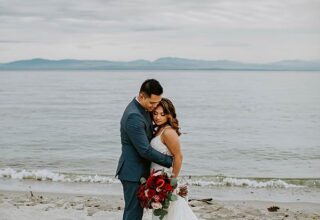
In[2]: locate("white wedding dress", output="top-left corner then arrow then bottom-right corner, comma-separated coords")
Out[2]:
150,129 -> 198,220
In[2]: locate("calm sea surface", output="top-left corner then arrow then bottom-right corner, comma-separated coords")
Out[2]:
0,70 -> 319,182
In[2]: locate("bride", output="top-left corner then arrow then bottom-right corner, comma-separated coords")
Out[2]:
150,98 -> 198,220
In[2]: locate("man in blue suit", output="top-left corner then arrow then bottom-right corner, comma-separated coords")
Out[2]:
116,79 -> 173,220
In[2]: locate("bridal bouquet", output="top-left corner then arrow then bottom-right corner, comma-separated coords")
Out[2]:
137,169 -> 183,220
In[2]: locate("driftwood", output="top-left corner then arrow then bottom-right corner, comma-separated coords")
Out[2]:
188,198 -> 213,204
267,206 -> 280,212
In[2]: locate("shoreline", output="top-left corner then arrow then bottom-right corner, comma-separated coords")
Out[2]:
1,189 -> 320,220
1,178 -> 320,204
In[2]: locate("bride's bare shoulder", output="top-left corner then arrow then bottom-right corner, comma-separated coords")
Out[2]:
162,127 -> 179,140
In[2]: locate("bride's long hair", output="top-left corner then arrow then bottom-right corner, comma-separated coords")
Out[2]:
153,98 -> 181,136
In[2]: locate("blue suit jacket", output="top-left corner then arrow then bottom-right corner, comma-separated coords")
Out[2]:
116,98 -> 173,182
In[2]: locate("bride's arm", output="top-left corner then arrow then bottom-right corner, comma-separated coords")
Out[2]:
162,128 -> 183,177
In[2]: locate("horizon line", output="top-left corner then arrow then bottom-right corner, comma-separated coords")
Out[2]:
1,57 -> 320,64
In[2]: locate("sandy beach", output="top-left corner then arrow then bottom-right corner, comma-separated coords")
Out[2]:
0,189 -> 319,220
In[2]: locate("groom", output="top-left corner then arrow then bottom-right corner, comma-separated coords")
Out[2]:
116,79 -> 173,220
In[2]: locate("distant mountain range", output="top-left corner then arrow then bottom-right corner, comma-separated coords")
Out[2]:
0,57 -> 320,70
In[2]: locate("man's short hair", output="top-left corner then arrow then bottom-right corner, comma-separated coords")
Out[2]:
139,79 -> 163,97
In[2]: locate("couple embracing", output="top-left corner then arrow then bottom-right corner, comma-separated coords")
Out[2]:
116,79 -> 198,220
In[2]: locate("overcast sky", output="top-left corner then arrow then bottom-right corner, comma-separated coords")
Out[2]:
0,0 -> 320,62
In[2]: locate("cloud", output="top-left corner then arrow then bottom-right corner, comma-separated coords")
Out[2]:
2,0 -> 318,31
0,40 -> 32,43
0,0 -> 319,62
208,41 -> 251,48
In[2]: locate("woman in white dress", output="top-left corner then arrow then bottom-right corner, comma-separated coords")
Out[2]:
150,98 -> 198,220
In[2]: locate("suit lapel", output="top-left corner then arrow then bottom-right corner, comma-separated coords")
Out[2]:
144,111 -> 153,139
132,98 -> 153,139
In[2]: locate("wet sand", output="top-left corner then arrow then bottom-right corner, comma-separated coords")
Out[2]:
0,190 -> 319,220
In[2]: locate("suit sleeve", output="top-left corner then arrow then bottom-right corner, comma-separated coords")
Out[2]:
126,113 -> 173,168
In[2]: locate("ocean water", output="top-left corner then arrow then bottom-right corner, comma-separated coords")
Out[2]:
0,70 -> 319,191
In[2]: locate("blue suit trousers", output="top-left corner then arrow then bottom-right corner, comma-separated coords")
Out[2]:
121,180 -> 143,220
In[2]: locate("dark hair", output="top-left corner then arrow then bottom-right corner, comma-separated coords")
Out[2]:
140,79 -> 163,97
155,98 -> 181,136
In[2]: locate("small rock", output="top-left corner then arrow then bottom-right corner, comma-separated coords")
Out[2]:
25,202 -> 36,206
85,199 -> 101,208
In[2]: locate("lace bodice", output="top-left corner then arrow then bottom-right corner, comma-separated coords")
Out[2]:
150,127 -> 172,172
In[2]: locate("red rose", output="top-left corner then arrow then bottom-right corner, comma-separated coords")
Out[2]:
156,179 -> 165,188
158,191 -> 167,201
147,189 -> 156,198
164,183 -> 173,192
146,176 -> 156,188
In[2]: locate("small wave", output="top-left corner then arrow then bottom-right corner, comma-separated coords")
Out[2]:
0,168 -> 119,184
1,168 -> 319,188
186,177 -> 303,188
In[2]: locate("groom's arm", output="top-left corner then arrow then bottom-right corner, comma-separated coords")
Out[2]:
126,113 -> 173,168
